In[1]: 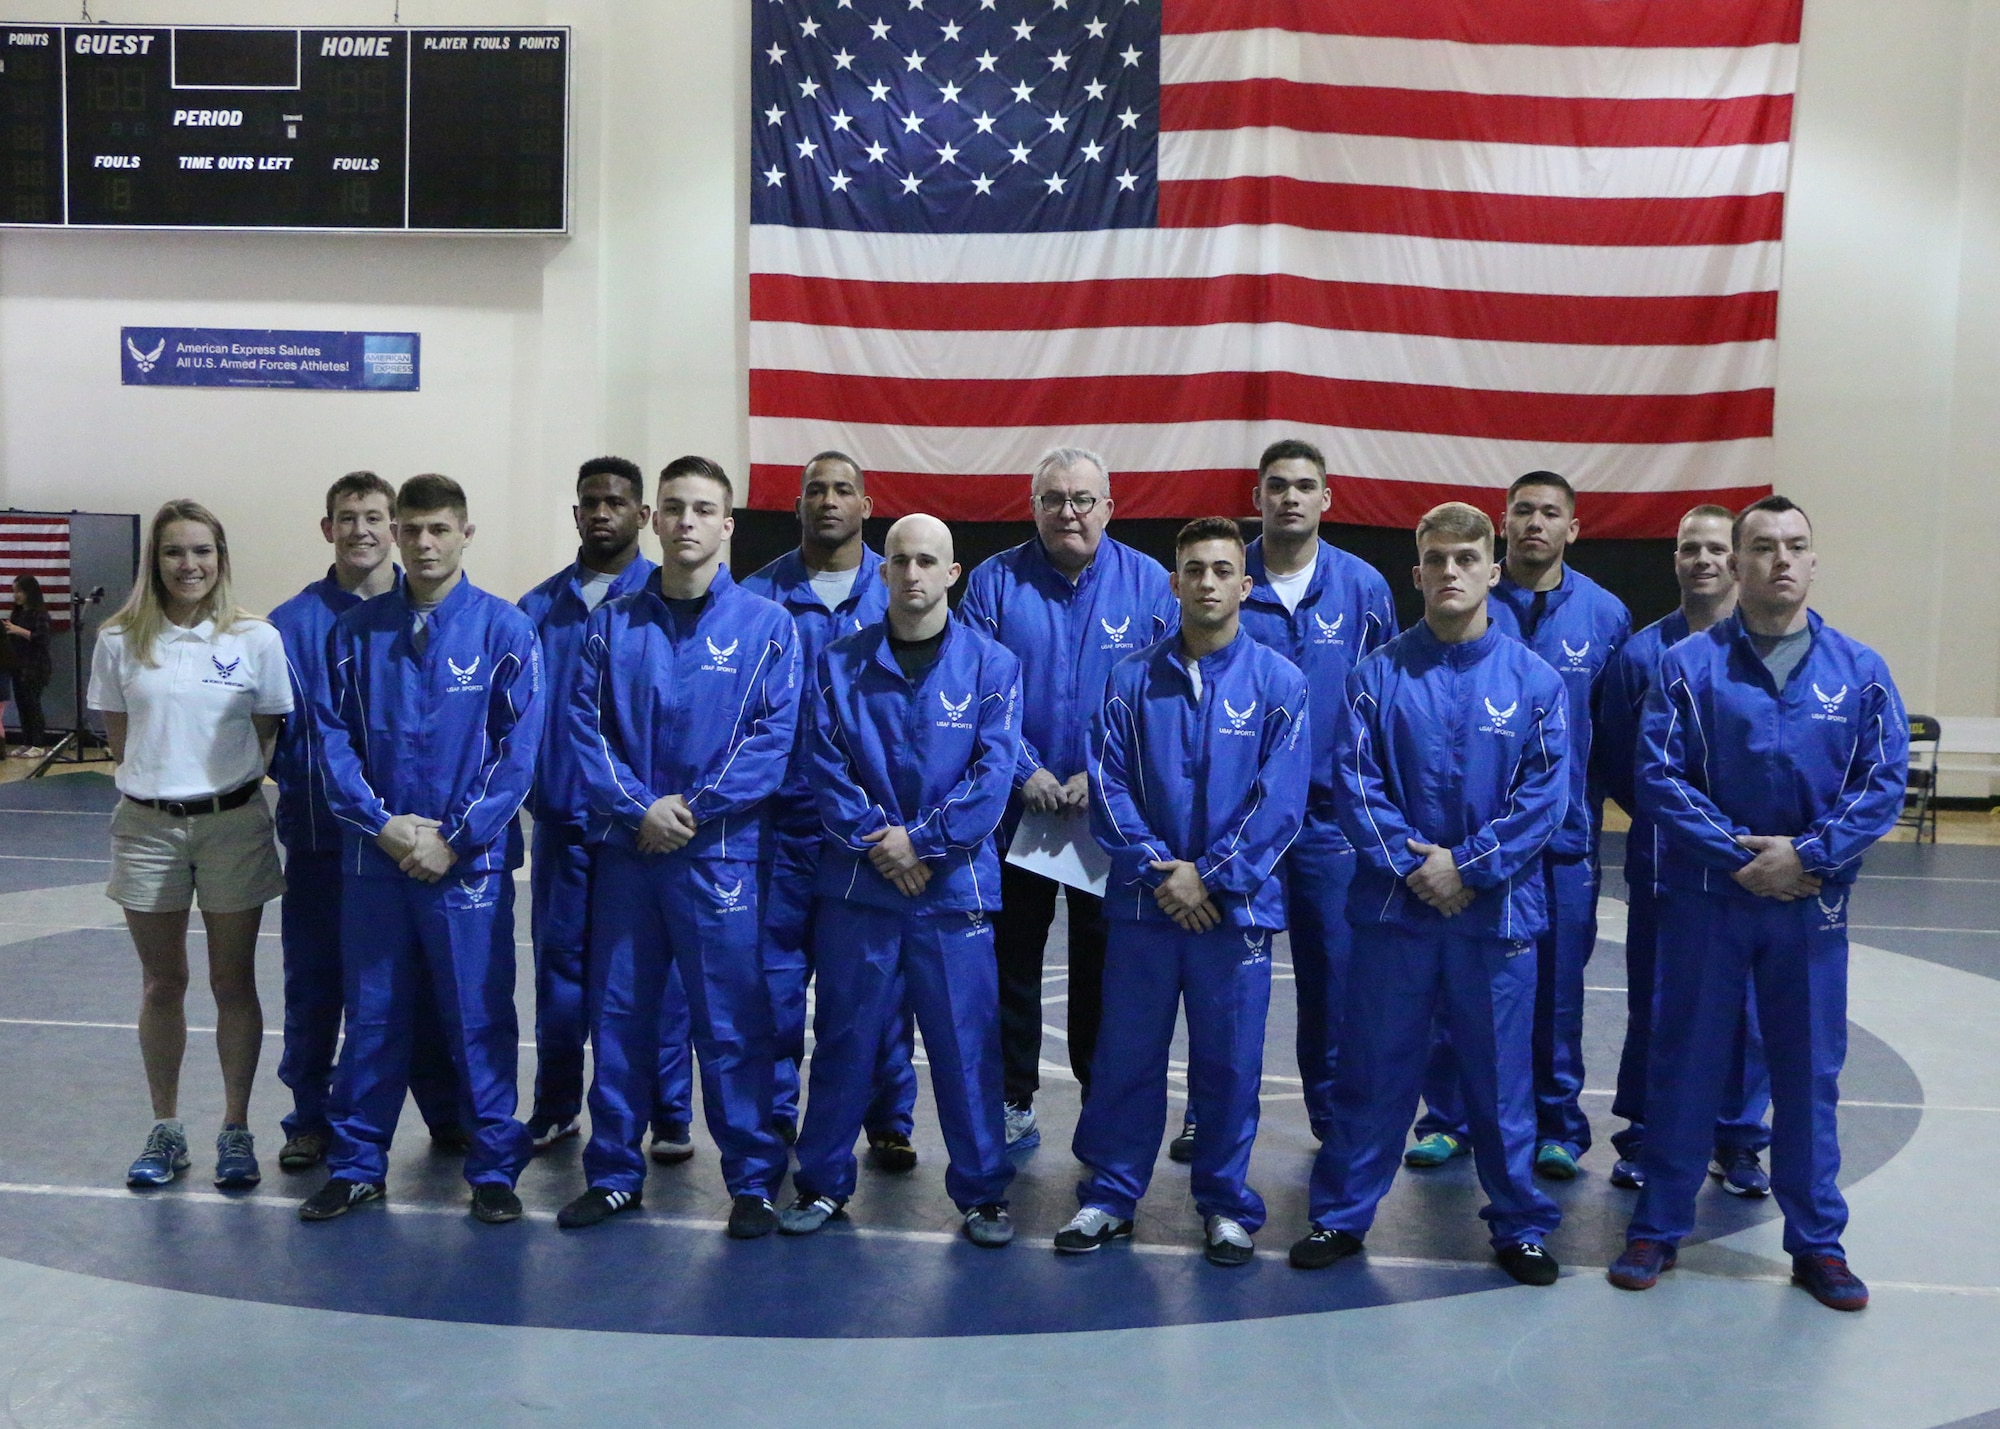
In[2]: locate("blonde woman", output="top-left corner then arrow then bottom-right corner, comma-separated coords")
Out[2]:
88,500 -> 293,1189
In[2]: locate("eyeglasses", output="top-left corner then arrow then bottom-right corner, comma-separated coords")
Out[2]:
1036,491 -> 1101,516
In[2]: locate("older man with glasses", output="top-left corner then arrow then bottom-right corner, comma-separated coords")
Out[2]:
959,448 -> 1176,1150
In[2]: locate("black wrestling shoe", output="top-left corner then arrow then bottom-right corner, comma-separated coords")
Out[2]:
1288,1227 -> 1365,1270
299,1177 -> 384,1222
727,1193 -> 779,1239
470,1183 -> 523,1224
557,1185 -> 641,1229
1495,1240 -> 1560,1286
867,1129 -> 918,1173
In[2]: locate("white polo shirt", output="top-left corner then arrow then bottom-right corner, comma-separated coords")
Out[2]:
88,617 -> 293,801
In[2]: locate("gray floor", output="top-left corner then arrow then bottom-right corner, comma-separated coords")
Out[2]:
2,780 -> 1997,1426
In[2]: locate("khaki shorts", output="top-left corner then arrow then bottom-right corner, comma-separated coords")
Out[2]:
107,793 -> 287,915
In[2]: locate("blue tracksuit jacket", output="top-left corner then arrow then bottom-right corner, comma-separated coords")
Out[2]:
1090,629 -> 1310,930
1635,610 -> 1908,900
1338,621 -> 1570,941
1239,538 -> 1397,843
270,568 -> 382,854
570,566 -> 800,863
960,535 -> 1176,793
1488,568 -> 1629,857
807,615 -> 1022,915
318,575 -> 545,879
1596,608 -> 1692,897
740,546 -> 891,839
518,552 -> 659,829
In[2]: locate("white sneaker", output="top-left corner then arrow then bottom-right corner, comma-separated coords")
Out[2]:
1003,1102 -> 1040,1152
1052,1205 -> 1132,1253
1204,1214 -> 1254,1267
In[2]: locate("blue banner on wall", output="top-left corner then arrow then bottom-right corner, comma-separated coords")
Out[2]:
120,327 -> 420,391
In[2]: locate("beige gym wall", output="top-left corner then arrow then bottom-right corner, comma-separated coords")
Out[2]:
1,0 -> 1996,750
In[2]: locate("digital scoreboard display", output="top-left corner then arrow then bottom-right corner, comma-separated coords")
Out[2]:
0,24 -> 568,232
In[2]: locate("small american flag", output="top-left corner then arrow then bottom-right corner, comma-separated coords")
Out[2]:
0,514 -> 70,632
748,0 -> 1798,536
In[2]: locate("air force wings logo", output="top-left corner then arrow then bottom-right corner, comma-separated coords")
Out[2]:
448,655 -> 481,688
1313,612 -> 1345,643
714,877 -> 746,912
939,690 -> 973,722
1099,615 -> 1131,644
1814,683 -> 1848,715
1222,698 -> 1257,734
1816,891 -> 1847,929
126,335 -> 166,373
210,656 -> 241,680
703,635 -> 739,672
1482,696 -> 1518,734
1561,639 -> 1592,667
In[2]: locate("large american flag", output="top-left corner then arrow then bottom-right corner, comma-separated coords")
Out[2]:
0,515 -> 70,632
748,0 -> 1798,537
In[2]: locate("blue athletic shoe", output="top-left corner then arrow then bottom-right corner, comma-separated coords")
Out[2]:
1792,1253 -> 1869,1311
126,1123 -> 190,1189
1534,1142 -> 1580,1180
1610,1158 -> 1646,1190
1607,1238 -> 1677,1291
1403,1133 -> 1466,1168
213,1124 -> 260,1189
1709,1147 -> 1770,1197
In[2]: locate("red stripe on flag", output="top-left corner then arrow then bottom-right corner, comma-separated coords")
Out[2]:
1161,0 -> 1802,48
1158,178 -> 1786,247
748,464 -> 1768,539
1162,81 -> 1795,150
751,370 -> 1774,446
750,275 -> 1779,347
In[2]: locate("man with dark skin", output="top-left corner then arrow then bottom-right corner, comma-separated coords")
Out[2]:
741,453 -> 917,1166
519,459 -> 703,1159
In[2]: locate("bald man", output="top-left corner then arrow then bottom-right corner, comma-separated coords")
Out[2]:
780,516 -> 1023,1247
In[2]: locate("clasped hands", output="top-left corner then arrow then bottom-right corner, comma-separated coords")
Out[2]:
864,825 -> 931,897
1405,839 -> 1474,917
1148,859 -> 1220,932
378,813 -> 456,882
1731,834 -> 1819,901
1021,768 -> 1090,816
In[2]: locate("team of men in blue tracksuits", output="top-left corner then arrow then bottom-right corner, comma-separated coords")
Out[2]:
263,444 -> 1904,1306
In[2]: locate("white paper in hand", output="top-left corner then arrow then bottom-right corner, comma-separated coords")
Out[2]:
1005,806 -> 1110,897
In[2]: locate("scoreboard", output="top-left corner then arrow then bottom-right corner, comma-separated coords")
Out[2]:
0,24 -> 568,232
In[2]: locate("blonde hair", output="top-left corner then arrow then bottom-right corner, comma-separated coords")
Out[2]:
104,499 -> 258,666
1415,501 -> 1494,554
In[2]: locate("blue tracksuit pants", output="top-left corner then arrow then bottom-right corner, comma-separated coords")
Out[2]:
279,849 -> 460,1140
327,870 -> 530,1187
582,843 -> 786,1198
762,832 -> 917,1136
1283,835 -> 1358,1138
1628,890 -> 1851,1256
1610,882 -> 1771,1160
793,900 -> 1013,1209
528,822 -> 694,1129
1073,921 -> 1274,1230
1311,921 -> 1560,1248
1416,852 -> 1597,1157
